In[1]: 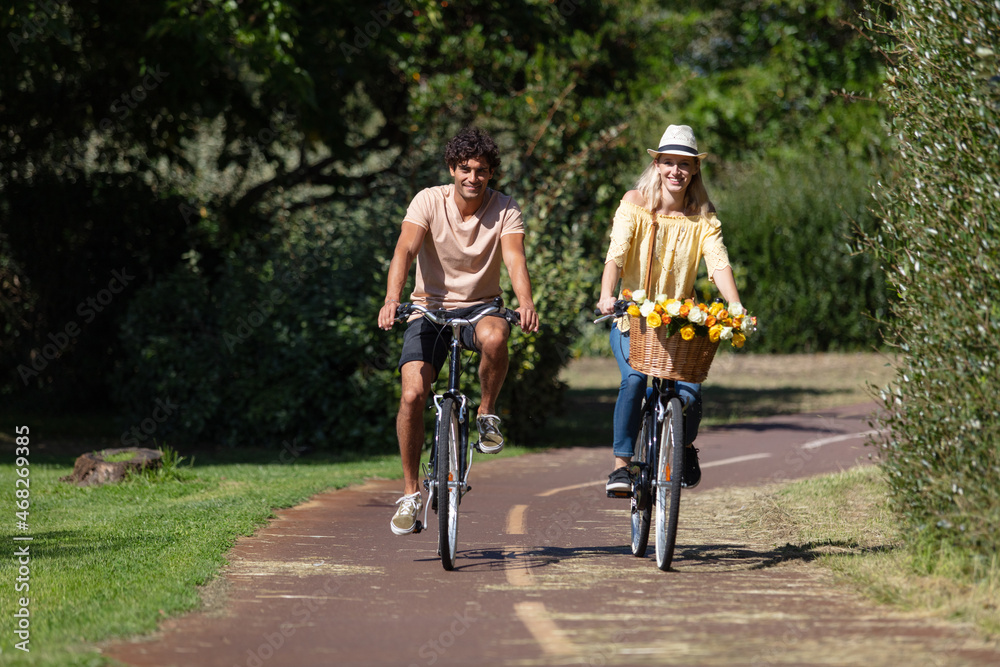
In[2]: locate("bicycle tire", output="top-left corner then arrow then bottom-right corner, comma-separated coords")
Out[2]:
630,411 -> 654,557
654,396 -> 684,571
436,397 -> 461,571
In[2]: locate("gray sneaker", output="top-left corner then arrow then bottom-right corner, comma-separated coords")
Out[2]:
476,414 -> 504,454
390,492 -> 423,535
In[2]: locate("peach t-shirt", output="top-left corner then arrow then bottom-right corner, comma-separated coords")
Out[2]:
403,184 -> 525,309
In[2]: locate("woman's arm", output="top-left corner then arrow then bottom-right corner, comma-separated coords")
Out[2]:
596,260 -> 622,315
711,266 -> 742,306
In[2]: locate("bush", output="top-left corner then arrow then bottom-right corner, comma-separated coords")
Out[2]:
866,0 -> 1000,560
113,211 -> 403,452
712,154 -> 890,352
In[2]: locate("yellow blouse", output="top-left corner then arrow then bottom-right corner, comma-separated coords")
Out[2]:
605,199 -> 731,332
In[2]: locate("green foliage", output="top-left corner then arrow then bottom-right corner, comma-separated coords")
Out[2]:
865,0 -> 1000,559
2,0 -> 891,446
713,154 -> 889,352
626,0 -> 890,163
114,210 -> 403,451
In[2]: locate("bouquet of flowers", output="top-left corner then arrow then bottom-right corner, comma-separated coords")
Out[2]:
622,289 -> 757,348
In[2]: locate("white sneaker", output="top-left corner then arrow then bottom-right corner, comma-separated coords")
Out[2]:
390,492 -> 423,535
476,414 -> 505,454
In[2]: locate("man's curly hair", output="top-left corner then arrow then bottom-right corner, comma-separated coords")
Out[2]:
444,127 -> 501,172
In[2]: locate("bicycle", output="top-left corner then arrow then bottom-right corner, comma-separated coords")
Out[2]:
393,298 -> 521,571
596,300 -> 686,571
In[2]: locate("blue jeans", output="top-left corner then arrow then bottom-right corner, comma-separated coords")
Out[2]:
610,324 -> 702,458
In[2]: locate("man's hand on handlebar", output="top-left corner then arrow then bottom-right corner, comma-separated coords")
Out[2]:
378,301 -> 403,330
516,306 -> 539,333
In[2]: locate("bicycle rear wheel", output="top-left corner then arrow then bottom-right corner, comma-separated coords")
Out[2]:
654,397 -> 684,571
436,397 -> 461,571
630,411 -> 654,557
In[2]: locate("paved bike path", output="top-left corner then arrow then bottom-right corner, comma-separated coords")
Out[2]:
104,404 -> 1000,666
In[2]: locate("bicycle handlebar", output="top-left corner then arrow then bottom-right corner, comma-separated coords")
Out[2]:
593,299 -> 630,323
395,301 -> 521,327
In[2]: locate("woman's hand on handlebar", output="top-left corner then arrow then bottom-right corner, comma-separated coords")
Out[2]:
596,295 -> 618,316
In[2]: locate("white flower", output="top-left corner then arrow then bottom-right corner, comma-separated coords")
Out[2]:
741,317 -> 755,333
665,301 -> 682,317
688,307 -> 707,325
639,300 -> 656,317
631,289 -> 646,303
729,302 -> 745,317
719,326 -> 733,340
655,293 -> 668,303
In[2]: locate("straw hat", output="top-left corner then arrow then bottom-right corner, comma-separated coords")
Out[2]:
646,124 -> 707,159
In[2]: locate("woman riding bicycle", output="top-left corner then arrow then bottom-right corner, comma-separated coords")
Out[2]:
595,124 -> 747,496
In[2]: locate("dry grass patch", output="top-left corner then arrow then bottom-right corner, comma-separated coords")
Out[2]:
755,465 -> 1000,638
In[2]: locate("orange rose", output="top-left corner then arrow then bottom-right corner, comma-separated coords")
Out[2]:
679,303 -> 691,317
705,316 -> 717,328
622,288 -> 632,300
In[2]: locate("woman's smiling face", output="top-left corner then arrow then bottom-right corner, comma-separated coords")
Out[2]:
655,154 -> 699,194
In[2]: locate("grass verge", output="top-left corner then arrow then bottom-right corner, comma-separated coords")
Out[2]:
754,465 -> 1000,638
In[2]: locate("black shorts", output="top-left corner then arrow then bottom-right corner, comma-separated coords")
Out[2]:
397,304 -> 511,375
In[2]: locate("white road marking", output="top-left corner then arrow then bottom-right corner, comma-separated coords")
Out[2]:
800,429 -> 880,450
701,452 -> 773,468
537,480 -> 604,497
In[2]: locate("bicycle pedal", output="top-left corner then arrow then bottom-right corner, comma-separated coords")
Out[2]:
606,489 -> 632,499
413,520 -> 423,534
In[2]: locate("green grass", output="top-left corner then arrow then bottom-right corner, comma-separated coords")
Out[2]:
0,448 -> 403,666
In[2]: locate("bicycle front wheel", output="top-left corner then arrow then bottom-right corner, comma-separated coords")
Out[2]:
654,396 -> 684,571
630,411 -> 653,557
436,397 -> 461,571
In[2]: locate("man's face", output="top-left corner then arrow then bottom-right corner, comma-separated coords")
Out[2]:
449,157 -> 493,201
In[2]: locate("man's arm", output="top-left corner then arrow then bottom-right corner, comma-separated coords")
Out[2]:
500,233 -> 539,333
378,222 -> 427,330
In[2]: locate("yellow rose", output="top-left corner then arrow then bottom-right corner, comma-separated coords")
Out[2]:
709,301 -> 725,317
732,332 -> 746,348
646,312 -> 662,328
680,325 -> 696,341
627,304 -> 640,317
709,324 -> 723,342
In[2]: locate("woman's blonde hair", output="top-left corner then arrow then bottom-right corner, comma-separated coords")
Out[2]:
634,157 -> 713,216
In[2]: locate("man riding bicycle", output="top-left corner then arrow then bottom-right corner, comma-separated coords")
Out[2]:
377,127 -> 540,536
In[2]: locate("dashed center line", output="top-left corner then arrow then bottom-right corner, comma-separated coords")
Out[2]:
507,504 -> 527,534
513,602 -> 578,656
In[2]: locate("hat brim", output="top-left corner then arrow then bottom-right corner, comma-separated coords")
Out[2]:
647,148 -> 708,159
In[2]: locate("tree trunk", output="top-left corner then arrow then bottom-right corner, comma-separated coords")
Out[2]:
60,447 -> 163,486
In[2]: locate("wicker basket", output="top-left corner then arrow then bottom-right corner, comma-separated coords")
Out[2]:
628,315 -> 720,382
